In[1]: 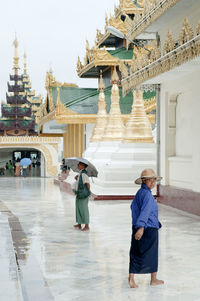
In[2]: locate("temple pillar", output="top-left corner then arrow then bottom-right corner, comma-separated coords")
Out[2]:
63,124 -> 84,158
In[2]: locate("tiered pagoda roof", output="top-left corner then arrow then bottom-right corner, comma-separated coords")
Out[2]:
77,0 -> 155,81
0,37 -> 38,136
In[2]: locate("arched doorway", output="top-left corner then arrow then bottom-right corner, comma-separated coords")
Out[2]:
0,147 -> 45,177
0,136 -> 60,177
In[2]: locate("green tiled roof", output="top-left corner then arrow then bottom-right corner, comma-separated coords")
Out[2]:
2,105 -> 31,114
51,86 -> 155,115
0,119 -> 34,127
108,47 -> 135,60
51,87 -> 97,108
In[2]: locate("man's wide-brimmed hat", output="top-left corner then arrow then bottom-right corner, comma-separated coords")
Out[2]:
135,169 -> 162,185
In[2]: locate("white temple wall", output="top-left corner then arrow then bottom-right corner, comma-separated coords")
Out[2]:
160,68 -> 200,192
85,124 -> 94,150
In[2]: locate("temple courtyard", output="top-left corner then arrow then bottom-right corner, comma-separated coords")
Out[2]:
0,177 -> 200,301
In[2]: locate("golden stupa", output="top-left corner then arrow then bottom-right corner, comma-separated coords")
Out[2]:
123,90 -> 154,143
90,71 -> 107,142
102,67 -> 125,141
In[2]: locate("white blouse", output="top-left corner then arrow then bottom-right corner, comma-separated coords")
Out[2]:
75,172 -> 90,191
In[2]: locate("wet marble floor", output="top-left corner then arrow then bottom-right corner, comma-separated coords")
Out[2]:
0,177 -> 200,301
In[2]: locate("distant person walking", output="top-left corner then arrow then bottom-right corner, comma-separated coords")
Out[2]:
15,159 -> 21,176
32,158 -> 37,168
129,169 -> 164,288
7,160 -> 13,176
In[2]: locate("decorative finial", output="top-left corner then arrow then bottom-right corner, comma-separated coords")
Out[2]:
13,33 -> 19,73
24,52 -> 27,74
98,70 -> 105,92
13,32 -> 18,49
111,66 -> 119,84
56,87 -> 61,106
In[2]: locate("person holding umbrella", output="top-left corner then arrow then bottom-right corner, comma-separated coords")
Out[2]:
20,156 -> 32,177
74,161 -> 90,231
64,157 -> 98,231
129,169 -> 164,288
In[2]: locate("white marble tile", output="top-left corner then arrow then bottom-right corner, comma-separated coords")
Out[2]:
0,178 -> 200,301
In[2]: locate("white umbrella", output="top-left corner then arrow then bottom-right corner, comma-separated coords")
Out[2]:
64,157 -> 98,177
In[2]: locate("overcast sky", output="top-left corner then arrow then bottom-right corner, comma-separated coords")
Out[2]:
0,0 -> 117,102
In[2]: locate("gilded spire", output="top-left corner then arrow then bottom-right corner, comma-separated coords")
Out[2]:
24,52 -> 27,74
102,68 -> 125,141
90,71 -> 107,142
13,33 -> 19,74
98,70 -> 105,92
123,90 -> 154,143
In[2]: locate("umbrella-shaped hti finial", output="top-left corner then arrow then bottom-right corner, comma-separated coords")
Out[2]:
64,157 -> 98,177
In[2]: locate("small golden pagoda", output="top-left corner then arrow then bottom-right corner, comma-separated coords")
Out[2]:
102,67 -> 125,141
90,71 -> 107,142
123,89 -> 154,143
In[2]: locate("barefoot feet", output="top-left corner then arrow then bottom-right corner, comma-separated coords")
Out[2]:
128,275 -> 138,288
73,224 -> 81,229
81,226 -> 90,231
150,279 -> 164,286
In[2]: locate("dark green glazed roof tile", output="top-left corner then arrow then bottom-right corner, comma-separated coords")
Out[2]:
50,86 -> 155,115
108,47 -> 135,60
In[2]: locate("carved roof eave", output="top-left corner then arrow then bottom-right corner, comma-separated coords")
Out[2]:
97,32 -> 111,48
37,112 -> 154,126
122,34 -> 200,95
77,62 -> 95,77
37,110 -> 56,127
78,59 -> 132,77
126,0 -> 179,42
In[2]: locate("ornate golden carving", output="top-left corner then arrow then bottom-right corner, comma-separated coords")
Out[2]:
45,70 -> 62,89
163,30 -> 175,55
119,0 -> 143,14
144,97 -> 156,112
119,61 -> 129,79
84,40 -> 93,66
93,47 -> 120,66
143,0 -> 152,15
127,0 -> 179,46
122,32 -> 200,94
150,44 -> 161,62
96,29 -> 104,44
55,87 -> 77,116
48,87 -> 55,112
108,16 -> 127,35
196,21 -> 200,36
123,90 -> 154,143
44,96 -> 48,116
179,18 -> 194,45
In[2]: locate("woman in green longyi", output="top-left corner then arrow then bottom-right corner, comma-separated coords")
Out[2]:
73,162 -> 91,231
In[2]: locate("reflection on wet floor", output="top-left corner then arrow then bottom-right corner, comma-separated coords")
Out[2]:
1,166 -> 41,178
0,177 -> 200,301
